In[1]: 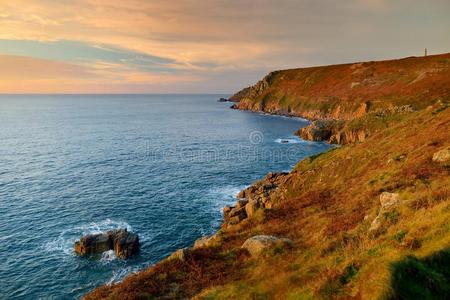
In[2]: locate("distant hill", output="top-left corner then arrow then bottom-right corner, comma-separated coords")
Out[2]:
230,53 -> 450,121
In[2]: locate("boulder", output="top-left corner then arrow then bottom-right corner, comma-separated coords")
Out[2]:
74,229 -> 139,259
432,148 -> 450,164
241,235 -> 293,256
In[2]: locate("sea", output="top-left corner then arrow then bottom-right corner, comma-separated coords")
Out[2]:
0,94 -> 330,299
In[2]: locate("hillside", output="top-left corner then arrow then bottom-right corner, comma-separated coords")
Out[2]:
230,53 -> 450,120
231,53 -> 450,144
85,56 -> 450,299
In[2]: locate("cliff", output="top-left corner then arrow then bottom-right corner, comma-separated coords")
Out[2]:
85,55 -> 450,299
231,53 -> 450,144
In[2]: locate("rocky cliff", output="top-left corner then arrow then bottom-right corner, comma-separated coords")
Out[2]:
231,53 -> 450,143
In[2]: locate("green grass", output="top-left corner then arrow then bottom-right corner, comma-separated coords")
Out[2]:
388,248 -> 450,300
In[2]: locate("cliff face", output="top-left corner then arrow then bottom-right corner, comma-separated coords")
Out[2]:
230,53 -> 450,143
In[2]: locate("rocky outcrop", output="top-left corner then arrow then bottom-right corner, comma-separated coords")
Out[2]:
370,192 -> 401,232
296,120 -> 368,144
74,229 -> 139,259
241,235 -> 293,256
223,172 -> 289,228
167,248 -> 190,262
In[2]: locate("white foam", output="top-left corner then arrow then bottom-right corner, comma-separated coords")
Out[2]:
100,250 -> 117,263
274,137 -> 304,144
208,185 -> 247,206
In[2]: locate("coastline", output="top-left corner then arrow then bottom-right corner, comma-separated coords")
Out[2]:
84,54 -> 450,299
84,102 -> 326,298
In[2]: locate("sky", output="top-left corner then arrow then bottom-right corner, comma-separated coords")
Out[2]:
0,0 -> 449,94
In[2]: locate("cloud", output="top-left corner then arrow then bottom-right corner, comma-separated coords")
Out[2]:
0,0 -> 449,93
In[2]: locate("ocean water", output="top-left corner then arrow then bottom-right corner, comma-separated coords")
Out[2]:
0,95 -> 330,299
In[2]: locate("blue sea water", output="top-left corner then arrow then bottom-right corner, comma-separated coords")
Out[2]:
0,94 -> 330,299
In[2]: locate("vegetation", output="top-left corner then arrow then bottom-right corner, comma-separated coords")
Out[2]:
232,53 -> 450,121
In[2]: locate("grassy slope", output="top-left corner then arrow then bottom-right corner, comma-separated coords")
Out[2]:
86,104 -> 450,299
232,53 -> 450,120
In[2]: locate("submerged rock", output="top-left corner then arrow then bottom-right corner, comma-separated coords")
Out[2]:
242,235 -> 293,256
74,229 -> 139,259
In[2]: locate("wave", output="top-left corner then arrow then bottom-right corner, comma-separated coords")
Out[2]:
100,250 -> 117,263
208,185 -> 247,207
274,137 -> 304,144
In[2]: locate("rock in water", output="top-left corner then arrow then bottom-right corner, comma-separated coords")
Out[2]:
74,229 -> 139,259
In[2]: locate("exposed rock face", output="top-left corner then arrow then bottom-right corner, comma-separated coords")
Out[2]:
74,229 -> 139,259
223,172 -> 289,228
297,120 -> 368,144
241,235 -> 293,256
432,148 -> 450,164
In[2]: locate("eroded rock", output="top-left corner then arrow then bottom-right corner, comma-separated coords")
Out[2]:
74,229 -> 139,259
223,172 -> 290,227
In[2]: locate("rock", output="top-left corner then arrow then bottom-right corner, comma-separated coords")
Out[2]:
223,205 -> 232,217
432,148 -> 450,164
369,215 -> 382,231
228,206 -> 247,220
242,235 -> 293,256
167,248 -> 190,261
236,199 -> 248,208
217,97 -> 229,102
245,199 -> 260,217
74,229 -> 139,259
369,192 -> 401,232
380,192 -> 400,209
113,229 -> 140,259
193,234 -> 221,249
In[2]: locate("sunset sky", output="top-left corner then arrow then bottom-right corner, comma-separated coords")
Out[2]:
0,0 -> 449,93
